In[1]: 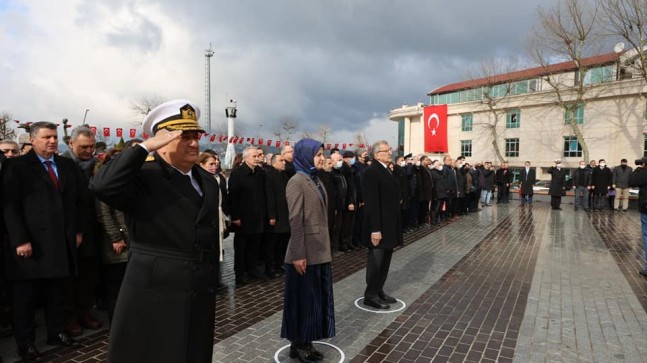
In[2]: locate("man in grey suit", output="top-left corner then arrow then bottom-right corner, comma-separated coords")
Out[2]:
362,141 -> 402,309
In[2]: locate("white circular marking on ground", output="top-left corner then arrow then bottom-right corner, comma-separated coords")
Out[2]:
274,341 -> 345,363
354,297 -> 406,313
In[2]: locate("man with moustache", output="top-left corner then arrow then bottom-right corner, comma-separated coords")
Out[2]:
90,100 -> 220,363
4,122 -> 84,362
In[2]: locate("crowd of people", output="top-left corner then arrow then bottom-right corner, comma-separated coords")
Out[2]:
0,105 -> 642,362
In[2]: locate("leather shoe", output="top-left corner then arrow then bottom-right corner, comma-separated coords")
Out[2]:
78,310 -> 102,330
47,333 -> 80,347
378,292 -> 397,304
64,321 -> 83,337
289,343 -> 320,362
18,344 -> 43,362
363,297 -> 390,310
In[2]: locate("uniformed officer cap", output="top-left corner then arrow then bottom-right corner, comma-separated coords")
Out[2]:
143,99 -> 204,136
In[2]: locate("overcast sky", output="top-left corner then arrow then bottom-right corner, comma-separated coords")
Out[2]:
0,0 -> 547,146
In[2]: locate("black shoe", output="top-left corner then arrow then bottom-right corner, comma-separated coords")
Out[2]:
289,343 -> 320,362
305,343 -> 324,360
266,270 -> 281,279
378,292 -> 397,304
47,333 -> 80,347
363,297 -> 390,309
17,345 -> 42,362
235,275 -> 249,286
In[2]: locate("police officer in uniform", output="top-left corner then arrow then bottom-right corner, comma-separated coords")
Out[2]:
90,99 -> 220,363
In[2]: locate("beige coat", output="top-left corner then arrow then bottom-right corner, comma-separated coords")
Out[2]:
284,173 -> 331,265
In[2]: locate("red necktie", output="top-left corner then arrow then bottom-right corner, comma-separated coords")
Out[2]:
44,160 -> 59,189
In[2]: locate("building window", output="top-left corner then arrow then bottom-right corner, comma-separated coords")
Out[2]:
461,114 -> 473,131
460,140 -> 472,157
644,134 -> 647,157
505,138 -> 519,157
565,103 -> 584,124
583,65 -> 614,85
506,109 -> 520,128
563,136 -> 583,157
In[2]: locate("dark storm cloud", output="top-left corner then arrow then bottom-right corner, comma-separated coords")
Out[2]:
123,0 -> 545,133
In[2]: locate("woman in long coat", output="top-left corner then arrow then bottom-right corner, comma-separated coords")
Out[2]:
281,138 -> 335,362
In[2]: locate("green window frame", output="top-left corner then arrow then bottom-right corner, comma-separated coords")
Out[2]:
563,136 -> 583,157
506,109 -> 520,128
460,140 -> 472,157
644,134 -> 647,157
565,103 -> 584,124
505,138 -> 519,157
461,114 -> 473,131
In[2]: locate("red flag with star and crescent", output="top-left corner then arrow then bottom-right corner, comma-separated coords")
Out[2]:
424,105 -> 448,153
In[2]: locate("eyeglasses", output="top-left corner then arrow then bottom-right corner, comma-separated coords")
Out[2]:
376,148 -> 392,154
1,149 -> 19,154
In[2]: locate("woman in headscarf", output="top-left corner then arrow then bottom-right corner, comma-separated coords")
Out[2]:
281,139 -> 335,362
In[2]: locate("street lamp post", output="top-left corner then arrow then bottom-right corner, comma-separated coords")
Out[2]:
224,99 -> 237,170
82,109 -> 90,125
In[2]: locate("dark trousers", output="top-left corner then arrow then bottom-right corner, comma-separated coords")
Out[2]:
497,184 -> 509,203
341,210 -> 356,248
353,206 -> 365,246
432,198 -> 446,223
331,210 -> 344,251
265,232 -> 290,273
104,262 -> 127,325
418,200 -> 430,225
446,193 -> 455,216
233,233 -> 261,277
68,255 -> 100,314
408,198 -> 420,227
400,208 -> 409,232
364,248 -> 394,300
594,193 -> 608,210
13,278 -> 66,347
551,196 -> 562,209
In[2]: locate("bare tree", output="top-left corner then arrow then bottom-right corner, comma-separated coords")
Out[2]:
527,0 -> 607,162
0,111 -> 17,139
354,133 -> 369,148
272,116 -> 299,142
465,57 -> 521,164
601,0 -> 647,81
131,95 -> 165,124
318,126 -> 331,144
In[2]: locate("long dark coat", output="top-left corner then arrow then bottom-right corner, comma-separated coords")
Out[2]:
2,150 -> 83,280
228,162 -> 266,235
431,168 -> 447,199
591,166 -> 613,193
419,166 -> 434,201
362,162 -> 402,249
548,167 -> 568,196
393,164 -> 410,210
519,167 -> 537,195
90,146 -> 220,363
265,166 -> 290,234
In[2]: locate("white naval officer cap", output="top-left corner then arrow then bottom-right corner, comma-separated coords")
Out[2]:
142,99 -> 204,136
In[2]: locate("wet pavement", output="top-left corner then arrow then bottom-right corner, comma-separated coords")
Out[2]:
2,201 -> 647,362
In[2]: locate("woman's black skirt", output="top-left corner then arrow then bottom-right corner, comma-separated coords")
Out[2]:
281,262 -> 335,343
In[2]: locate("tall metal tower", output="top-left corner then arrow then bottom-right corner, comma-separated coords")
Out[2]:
204,44 -> 214,133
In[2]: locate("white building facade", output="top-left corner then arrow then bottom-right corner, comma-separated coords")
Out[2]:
390,50 -> 647,180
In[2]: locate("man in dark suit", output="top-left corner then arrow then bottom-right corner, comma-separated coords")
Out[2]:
264,154 -> 290,277
519,161 -> 537,207
90,100 -> 220,363
229,146 -> 267,284
60,125 -> 102,335
3,122 -> 83,362
548,160 -> 568,210
362,141 -> 402,309
495,162 -> 513,204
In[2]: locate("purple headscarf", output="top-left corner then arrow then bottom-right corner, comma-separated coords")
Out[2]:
293,138 -> 324,179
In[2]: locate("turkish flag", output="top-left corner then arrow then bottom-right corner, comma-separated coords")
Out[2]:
142,133 -> 149,139
116,128 -> 123,137
210,134 -> 216,142
424,105 -> 448,153
129,129 -> 136,138
275,141 -> 281,148
89,126 -> 97,135
103,127 -> 110,137
219,135 -> 227,142
258,138 -> 263,145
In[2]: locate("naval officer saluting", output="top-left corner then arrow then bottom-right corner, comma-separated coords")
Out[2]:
91,99 -> 220,363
